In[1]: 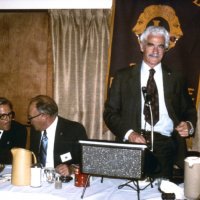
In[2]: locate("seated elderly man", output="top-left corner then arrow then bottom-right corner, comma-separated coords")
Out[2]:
0,97 -> 27,164
28,95 -> 88,176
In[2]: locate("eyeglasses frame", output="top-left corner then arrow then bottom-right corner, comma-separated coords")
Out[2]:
0,111 -> 15,121
28,113 -> 42,121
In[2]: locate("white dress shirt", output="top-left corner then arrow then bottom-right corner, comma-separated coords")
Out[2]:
42,116 -> 58,168
0,130 -> 3,139
124,62 -> 174,140
140,62 -> 173,136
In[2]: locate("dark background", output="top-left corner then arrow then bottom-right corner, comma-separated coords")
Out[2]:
109,0 -> 200,104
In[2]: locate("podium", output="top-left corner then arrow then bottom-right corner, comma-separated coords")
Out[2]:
79,140 -> 154,199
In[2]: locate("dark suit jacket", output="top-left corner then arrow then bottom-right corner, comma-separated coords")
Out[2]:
104,64 -> 197,168
30,116 -> 88,167
0,120 -> 27,164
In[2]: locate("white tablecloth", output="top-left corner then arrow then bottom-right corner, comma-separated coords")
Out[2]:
0,165 -> 184,200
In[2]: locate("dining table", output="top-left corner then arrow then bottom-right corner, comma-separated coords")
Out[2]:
0,165 -> 185,200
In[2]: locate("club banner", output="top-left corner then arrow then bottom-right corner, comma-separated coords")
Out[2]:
108,0 -> 200,107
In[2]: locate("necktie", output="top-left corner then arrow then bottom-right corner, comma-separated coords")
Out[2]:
39,130 -> 48,167
144,68 -> 159,126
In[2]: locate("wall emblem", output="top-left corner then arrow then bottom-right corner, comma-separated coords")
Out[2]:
193,0 -> 200,7
132,5 -> 183,49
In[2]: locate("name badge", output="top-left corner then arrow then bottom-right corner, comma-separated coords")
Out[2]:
60,152 -> 72,162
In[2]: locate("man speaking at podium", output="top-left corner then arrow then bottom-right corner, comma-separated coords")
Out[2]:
104,26 -> 197,180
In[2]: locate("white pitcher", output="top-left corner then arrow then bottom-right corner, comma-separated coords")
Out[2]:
184,156 -> 200,200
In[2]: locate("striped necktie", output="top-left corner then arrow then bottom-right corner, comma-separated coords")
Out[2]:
143,68 -> 159,126
39,130 -> 48,167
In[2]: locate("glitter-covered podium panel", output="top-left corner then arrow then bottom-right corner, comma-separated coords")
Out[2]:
79,140 -> 147,179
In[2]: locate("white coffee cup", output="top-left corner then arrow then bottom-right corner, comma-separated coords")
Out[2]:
30,166 -> 42,187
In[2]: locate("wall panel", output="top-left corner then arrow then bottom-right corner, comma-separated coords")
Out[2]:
0,11 -> 52,125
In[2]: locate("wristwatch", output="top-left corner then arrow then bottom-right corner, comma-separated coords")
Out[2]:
187,121 -> 194,135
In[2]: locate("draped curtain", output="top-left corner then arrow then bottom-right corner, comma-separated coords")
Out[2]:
192,103 -> 200,152
50,9 -> 114,140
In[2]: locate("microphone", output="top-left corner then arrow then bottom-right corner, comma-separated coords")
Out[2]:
142,87 -> 151,105
142,87 -> 154,152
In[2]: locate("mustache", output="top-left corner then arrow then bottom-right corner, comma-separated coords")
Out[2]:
149,54 -> 159,58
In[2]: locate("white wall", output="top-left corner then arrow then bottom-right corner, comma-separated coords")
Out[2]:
0,0 -> 112,9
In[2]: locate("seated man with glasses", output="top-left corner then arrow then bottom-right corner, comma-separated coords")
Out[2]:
0,97 -> 27,164
28,95 -> 88,177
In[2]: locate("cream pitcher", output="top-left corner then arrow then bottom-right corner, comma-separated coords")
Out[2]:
184,156 -> 200,200
11,148 -> 37,186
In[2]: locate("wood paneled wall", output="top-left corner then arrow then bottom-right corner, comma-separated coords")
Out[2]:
0,11 -> 53,125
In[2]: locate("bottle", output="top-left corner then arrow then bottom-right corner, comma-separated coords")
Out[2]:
74,165 -> 90,187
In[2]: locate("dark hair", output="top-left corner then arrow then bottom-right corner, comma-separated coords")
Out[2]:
0,97 -> 13,110
29,95 -> 58,116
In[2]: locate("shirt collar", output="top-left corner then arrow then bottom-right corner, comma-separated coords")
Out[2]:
43,116 -> 58,135
0,130 -> 3,139
141,61 -> 161,76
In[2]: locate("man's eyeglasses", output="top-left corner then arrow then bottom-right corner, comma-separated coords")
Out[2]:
28,113 -> 42,121
0,111 -> 14,120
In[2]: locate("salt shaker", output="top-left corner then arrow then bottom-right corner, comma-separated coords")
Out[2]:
55,176 -> 62,189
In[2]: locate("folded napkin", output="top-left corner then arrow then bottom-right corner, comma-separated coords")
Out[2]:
160,180 -> 185,199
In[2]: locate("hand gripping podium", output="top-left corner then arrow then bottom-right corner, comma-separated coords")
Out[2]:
79,140 -> 157,199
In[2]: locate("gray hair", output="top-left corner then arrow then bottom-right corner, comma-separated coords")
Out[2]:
140,26 -> 170,49
29,95 -> 58,116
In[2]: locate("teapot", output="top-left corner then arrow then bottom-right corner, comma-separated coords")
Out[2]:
11,148 -> 37,186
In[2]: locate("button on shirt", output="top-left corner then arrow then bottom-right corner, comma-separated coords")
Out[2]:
141,62 -> 173,136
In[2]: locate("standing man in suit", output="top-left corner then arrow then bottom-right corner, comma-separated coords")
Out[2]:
104,26 -> 197,179
28,95 -> 88,176
0,97 -> 27,164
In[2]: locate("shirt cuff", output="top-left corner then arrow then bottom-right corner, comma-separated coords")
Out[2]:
123,129 -> 134,141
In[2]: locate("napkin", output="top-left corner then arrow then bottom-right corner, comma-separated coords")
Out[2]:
160,180 -> 185,199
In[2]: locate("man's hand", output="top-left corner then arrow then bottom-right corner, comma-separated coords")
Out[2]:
175,121 -> 190,137
55,164 -> 71,176
128,132 -> 146,143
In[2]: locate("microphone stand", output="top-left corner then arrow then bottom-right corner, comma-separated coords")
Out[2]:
142,87 -> 154,152
145,101 -> 154,152
118,88 -> 155,200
